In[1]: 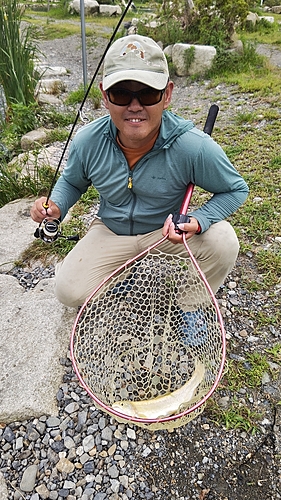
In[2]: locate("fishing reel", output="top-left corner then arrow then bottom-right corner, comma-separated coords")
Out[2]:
34,218 -> 79,244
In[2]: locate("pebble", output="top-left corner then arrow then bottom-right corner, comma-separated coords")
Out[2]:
56,457 -> 75,474
20,464 -> 38,492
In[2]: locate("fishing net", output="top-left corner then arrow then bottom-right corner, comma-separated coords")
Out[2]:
71,243 -> 226,431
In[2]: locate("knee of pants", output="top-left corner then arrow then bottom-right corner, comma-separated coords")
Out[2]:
191,221 -> 240,292
54,264 -> 84,308
199,221 -> 239,263
215,222 -> 240,267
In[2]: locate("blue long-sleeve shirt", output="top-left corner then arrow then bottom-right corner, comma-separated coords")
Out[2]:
51,110 -> 249,235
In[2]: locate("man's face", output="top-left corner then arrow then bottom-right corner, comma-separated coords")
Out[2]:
100,80 -> 174,149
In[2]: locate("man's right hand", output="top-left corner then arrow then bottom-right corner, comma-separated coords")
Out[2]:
30,197 -> 61,223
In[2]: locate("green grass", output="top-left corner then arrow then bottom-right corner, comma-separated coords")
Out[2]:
265,343 -> 281,364
65,84 -> 102,107
241,15 -> 281,46
223,353 -> 270,391
207,398 -> 261,434
207,348 -> 280,433
23,6 -> 128,40
0,160 -> 55,207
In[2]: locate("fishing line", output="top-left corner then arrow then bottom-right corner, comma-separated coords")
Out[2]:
43,0 -> 134,208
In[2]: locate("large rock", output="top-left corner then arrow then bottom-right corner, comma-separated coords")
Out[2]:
167,43 -> 217,77
37,65 -> 68,77
259,15 -> 275,23
37,78 -> 66,95
21,128 -> 48,151
246,11 -> 260,26
8,145 -> 63,176
0,274 -> 75,423
69,0 -> 99,15
0,473 -> 8,500
0,198 -> 38,272
271,5 -> 281,14
99,4 -> 122,16
37,93 -> 63,105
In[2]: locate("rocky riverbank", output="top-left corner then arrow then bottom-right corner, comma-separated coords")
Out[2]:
0,30 -> 281,500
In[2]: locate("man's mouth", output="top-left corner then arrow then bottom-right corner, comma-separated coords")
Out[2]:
126,118 -> 144,123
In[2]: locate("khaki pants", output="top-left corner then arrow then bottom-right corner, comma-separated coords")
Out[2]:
55,218 -> 239,308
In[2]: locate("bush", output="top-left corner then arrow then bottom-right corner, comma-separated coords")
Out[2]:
206,39 -> 265,77
193,0 -> 250,44
0,0 -> 42,112
138,0 -> 250,49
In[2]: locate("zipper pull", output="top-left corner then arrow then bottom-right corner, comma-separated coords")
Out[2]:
128,176 -> 133,189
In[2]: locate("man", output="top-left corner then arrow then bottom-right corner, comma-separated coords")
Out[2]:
30,34 -> 249,312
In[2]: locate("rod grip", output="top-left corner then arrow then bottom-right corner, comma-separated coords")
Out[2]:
203,104 -> 219,136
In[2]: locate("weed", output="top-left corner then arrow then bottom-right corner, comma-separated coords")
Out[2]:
0,160 -> 55,208
207,398 -> 261,434
235,111 -> 258,125
46,128 -> 69,143
65,84 -> 102,108
184,46 -> 196,72
265,343 -> 281,364
38,108 -> 76,128
4,102 -> 39,137
223,353 -> 269,391
255,248 -> 281,287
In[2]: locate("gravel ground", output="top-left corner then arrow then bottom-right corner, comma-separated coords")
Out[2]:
1,30 -> 281,500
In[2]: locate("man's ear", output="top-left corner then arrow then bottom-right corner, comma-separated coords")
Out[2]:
100,82 -> 109,109
163,80 -> 174,110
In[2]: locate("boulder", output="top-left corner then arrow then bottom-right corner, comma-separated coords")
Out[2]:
37,93 -> 63,105
0,198 -> 38,272
271,6 -> 281,14
169,43 -> 216,77
37,78 -> 66,95
0,274 -> 75,423
99,4 -> 122,16
8,145 -> 64,176
0,197 -> 76,424
37,65 -> 68,77
69,0 -> 99,15
246,11 -> 260,26
259,15 -> 275,23
21,128 -> 48,151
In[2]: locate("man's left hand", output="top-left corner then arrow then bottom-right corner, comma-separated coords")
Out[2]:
162,214 -> 200,243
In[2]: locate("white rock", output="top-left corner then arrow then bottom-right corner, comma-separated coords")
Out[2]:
171,43 -> 216,77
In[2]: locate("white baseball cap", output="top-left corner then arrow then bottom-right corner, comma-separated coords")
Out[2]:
102,34 -> 169,91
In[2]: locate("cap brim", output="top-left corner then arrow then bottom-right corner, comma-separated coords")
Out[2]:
103,69 -> 168,91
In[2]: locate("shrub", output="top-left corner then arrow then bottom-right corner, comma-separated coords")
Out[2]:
138,0 -> 250,49
0,0 -> 42,112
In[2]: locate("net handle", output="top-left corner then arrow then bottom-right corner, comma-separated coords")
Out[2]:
179,104 -> 219,215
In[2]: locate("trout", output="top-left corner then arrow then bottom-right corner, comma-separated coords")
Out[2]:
112,359 -> 205,419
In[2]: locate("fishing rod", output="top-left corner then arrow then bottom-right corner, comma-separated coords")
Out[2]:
34,0 -> 134,243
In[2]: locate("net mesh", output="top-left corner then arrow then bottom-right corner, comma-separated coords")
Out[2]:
72,247 -> 224,431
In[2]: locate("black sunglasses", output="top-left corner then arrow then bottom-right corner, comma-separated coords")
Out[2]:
106,86 -> 166,107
